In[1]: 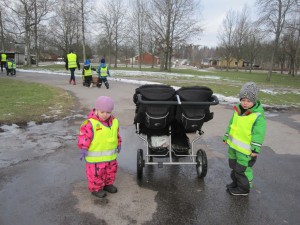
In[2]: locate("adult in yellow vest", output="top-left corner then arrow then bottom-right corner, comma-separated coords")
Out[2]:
77,96 -> 122,198
1,52 -> 7,72
223,82 -> 266,196
96,58 -> 110,89
65,49 -> 80,85
82,59 -> 96,87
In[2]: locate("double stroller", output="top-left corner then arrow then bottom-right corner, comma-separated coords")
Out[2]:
133,84 -> 219,179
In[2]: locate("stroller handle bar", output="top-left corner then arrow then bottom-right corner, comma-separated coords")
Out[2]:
136,94 -> 219,106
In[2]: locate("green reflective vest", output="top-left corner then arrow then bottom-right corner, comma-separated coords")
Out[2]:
83,65 -> 92,76
67,53 -> 77,68
227,111 -> 260,155
85,118 -> 119,163
1,53 -> 7,62
99,66 -> 108,77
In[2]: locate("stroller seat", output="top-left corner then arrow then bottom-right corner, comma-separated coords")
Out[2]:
175,86 -> 214,133
133,84 -> 176,136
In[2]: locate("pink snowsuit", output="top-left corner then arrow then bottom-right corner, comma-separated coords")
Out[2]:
78,109 -> 122,193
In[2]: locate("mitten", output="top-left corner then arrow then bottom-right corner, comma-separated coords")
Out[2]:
251,145 -> 261,154
117,145 -> 121,153
222,134 -> 229,143
80,149 -> 88,161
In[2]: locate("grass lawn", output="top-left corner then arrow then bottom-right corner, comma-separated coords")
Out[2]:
0,77 -> 75,125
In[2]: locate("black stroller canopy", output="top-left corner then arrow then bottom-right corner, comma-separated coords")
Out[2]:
134,84 -> 176,101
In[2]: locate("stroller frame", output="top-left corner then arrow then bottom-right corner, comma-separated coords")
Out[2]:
135,93 -> 219,179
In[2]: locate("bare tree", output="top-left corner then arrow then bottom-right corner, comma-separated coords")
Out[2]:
284,4 -> 300,76
95,0 -> 127,68
147,0 -> 203,71
218,9 -> 236,71
256,0 -> 295,81
33,0 -> 54,65
2,0 -> 54,65
244,25 -> 265,73
47,0 -> 80,57
232,6 -> 250,71
73,0 -> 93,62
131,0 -> 148,70
0,10 -> 5,51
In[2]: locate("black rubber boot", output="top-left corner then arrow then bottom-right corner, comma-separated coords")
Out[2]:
92,190 -> 107,198
229,187 -> 249,196
105,82 -> 109,89
226,182 -> 237,189
103,185 -> 117,193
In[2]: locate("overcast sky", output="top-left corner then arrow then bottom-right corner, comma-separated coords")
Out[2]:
200,0 -> 256,48
93,0 -> 257,48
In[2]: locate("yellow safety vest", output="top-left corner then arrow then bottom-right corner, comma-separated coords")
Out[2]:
100,66 -> 108,77
227,111 -> 260,155
7,61 -> 13,69
1,53 -> 7,62
67,53 -> 77,68
84,118 -> 119,163
84,65 -> 92,76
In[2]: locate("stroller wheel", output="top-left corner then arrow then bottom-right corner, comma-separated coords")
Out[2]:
196,149 -> 207,178
137,149 -> 144,180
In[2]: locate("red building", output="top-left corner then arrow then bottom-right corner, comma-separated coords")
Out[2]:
134,52 -> 159,65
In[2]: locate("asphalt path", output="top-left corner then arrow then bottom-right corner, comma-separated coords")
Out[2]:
0,71 -> 300,225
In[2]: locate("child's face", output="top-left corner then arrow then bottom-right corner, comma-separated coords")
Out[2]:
96,110 -> 112,120
240,98 -> 254,109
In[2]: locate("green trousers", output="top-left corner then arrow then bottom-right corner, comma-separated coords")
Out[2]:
228,147 -> 257,191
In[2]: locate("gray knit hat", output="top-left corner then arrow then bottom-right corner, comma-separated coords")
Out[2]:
239,82 -> 258,103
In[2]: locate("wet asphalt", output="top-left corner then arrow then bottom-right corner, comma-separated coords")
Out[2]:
0,71 -> 300,225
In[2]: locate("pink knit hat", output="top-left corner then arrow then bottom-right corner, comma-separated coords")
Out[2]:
95,96 -> 114,112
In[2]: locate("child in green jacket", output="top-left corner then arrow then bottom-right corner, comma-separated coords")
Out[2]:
223,82 -> 266,196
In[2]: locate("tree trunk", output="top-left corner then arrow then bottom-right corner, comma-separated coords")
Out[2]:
0,11 -> 5,51
81,0 -> 86,62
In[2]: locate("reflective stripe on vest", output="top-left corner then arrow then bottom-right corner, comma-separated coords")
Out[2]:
227,111 -> 260,155
67,53 -> 77,68
100,66 -> 108,77
85,118 -> 119,163
84,65 -> 92,76
1,54 -> 7,62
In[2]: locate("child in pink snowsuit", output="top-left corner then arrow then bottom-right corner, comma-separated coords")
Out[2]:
78,96 -> 122,198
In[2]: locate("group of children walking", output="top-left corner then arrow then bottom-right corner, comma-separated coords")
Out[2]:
82,58 -> 110,89
65,49 -> 110,88
1,53 -> 16,76
77,81 -> 266,199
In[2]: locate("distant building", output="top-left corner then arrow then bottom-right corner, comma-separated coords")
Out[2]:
134,52 -> 159,65
218,57 -> 248,68
201,58 -> 218,66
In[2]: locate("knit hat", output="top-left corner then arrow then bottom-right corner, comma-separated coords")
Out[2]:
84,59 -> 90,66
100,58 -> 105,63
239,82 -> 258,103
95,96 -> 114,112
